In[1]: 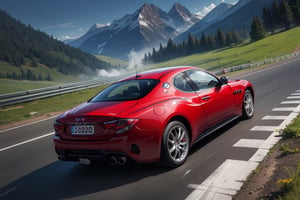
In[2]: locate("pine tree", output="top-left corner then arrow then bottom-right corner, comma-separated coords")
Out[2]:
232,30 -> 241,44
207,35 -> 216,50
287,0 -> 300,25
281,0 -> 295,30
187,33 -> 197,54
262,7 -> 274,32
271,0 -> 282,29
250,17 -> 267,41
166,38 -> 175,60
200,32 -> 208,52
226,31 -> 234,46
26,69 -> 33,80
46,73 -> 53,81
216,28 -> 226,48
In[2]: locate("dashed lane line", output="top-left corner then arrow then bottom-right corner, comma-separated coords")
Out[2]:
0,132 -> 54,152
272,107 -> 297,111
281,100 -> 300,104
185,160 -> 258,200
185,92 -> 300,200
233,139 -> 265,148
250,126 -> 278,132
262,115 -> 287,120
291,92 -> 300,96
287,96 -> 300,99
0,115 -> 58,133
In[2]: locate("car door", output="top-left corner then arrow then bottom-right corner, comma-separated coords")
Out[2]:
184,70 -> 235,127
173,72 -> 209,135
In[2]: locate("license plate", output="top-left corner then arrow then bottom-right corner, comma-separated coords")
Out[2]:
71,125 -> 94,135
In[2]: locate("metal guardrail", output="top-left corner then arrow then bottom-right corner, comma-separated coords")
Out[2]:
213,51 -> 300,75
1,51 -> 299,107
0,73 -> 132,107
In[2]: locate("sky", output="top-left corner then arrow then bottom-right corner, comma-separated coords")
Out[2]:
0,0 -> 238,41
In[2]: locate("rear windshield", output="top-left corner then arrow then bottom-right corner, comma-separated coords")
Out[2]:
89,79 -> 159,102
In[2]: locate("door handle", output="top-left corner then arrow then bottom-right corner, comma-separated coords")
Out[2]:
201,96 -> 210,100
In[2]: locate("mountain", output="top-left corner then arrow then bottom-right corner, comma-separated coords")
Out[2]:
69,3 -> 200,59
175,2 -> 233,42
0,10 -> 117,78
176,0 -> 273,41
167,3 -> 200,32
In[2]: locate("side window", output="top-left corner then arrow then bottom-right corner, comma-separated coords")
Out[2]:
173,73 -> 193,92
186,70 -> 219,91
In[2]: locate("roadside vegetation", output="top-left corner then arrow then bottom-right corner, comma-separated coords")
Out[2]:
0,84 -> 107,126
148,27 -> 300,71
234,116 -> 300,200
144,0 -> 299,65
274,117 -> 300,200
1,25 -> 300,125
1,26 -> 300,94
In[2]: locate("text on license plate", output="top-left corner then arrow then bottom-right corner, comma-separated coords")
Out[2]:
71,125 -> 94,135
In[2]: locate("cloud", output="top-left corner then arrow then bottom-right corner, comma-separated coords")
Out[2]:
59,35 -> 79,41
195,3 -> 216,17
42,22 -> 75,30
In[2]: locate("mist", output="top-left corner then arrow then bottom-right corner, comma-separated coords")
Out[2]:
97,48 -> 151,78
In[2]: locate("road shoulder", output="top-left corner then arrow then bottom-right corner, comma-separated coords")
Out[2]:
233,137 -> 300,200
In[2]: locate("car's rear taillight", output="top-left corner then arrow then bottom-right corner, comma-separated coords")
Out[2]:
103,118 -> 139,134
54,120 -> 64,136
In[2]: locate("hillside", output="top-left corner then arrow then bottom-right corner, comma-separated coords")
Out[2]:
178,0 -> 273,40
149,27 -> 300,71
0,10 -> 119,80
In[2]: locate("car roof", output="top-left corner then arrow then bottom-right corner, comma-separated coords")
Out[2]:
121,66 -> 202,81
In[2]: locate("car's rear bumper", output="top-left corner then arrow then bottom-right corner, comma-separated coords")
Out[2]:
53,130 -> 162,164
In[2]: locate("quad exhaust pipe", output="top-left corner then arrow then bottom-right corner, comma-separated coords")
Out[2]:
109,155 -> 127,166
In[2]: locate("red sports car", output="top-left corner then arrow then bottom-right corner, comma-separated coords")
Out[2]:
53,66 -> 254,167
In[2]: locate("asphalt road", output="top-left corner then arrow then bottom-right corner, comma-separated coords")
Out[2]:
1,56 -> 300,200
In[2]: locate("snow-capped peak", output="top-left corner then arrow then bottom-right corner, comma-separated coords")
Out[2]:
87,23 -> 110,32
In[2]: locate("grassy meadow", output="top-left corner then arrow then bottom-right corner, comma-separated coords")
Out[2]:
0,84 -> 107,125
150,27 -> 300,70
0,27 -> 300,125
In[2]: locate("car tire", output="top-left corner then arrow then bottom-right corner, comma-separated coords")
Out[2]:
160,121 -> 190,168
242,90 -> 254,119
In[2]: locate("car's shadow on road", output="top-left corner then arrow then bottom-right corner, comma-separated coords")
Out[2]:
0,160 -> 170,199
0,121 -> 241,200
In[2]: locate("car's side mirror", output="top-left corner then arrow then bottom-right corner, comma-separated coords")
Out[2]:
219,76 -> 228,85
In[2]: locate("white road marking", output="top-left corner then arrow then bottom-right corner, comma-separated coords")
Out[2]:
183,170 -> 192,178
250,126 -> 278,132
262,115 -> 287,120
281,100 -> 300,104
0,132 -> 54,152
185,159 -> 258,200
0,115 -> 58,133
233,139 -> 265,148
291,93 -> 300,96
287,96 -> 300,99
272,107 -> 297,111
185,93 -> 300,200
249,149 -> 269,162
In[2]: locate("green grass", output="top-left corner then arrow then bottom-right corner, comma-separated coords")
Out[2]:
95,55 -> 128,67
0,61 -> 78,82
148,27 -> 300,71
0,79 -> 59,94
279,163 -> 300,200
0,84 -> 107,125
0,61 -> 79,94
277,115 -> 300,199
1,27 -> 300,125
281,115 -> 300,138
